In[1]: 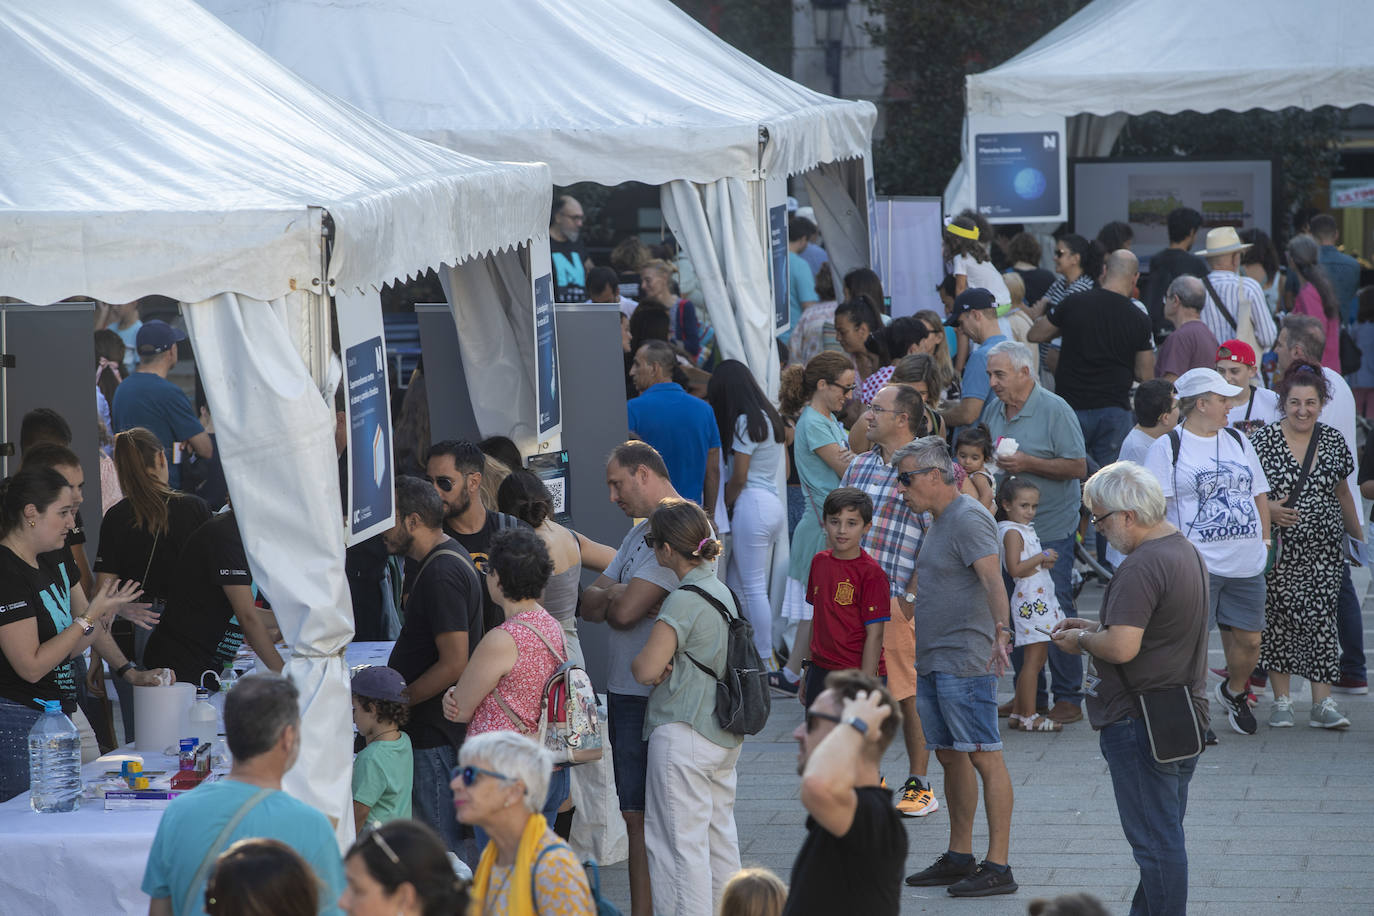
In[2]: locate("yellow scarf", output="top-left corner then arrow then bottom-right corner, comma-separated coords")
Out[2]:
469,813 -> 549,916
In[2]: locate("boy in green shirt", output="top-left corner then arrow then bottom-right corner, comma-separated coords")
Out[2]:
351,666 -> 414,833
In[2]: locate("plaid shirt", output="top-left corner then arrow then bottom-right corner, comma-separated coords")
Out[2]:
841,447 -> 929,597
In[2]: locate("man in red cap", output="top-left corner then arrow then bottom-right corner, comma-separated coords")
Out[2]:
1215,340 -> 1279,438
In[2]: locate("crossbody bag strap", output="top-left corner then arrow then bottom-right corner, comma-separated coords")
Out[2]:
182,788 -> 273,916
530,841 -> 573,916
1282,423 -> 1322,509
492,617 -> 566,734
1243,386 -> 1257,422
416,548 -> 478,585
1200,274 -> 1239,331
680,583 -> 742,682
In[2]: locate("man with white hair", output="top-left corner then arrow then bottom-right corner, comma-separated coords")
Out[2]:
1195,227 -> 1277,350
896,436 -> 1017,898
1051,462 -> 1209,916
979,341 -> 1088,725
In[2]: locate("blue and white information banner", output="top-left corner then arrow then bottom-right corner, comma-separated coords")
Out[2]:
766,176 -> 789,335
969,115 -> 1067,223
533,271 -> 562,441
337,289 -> 394,546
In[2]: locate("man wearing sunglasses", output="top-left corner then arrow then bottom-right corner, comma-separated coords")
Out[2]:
940,288 -> 1007,431
579,441 -> 686,916
895,436 -> 1018,898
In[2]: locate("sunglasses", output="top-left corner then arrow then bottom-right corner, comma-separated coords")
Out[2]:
805,711 -> 843,732
896,467 -> 939,487
450,764 -> 513,787
426,474 -> 458,492
1054,249 -> 1072,258
839,383 -> 858,395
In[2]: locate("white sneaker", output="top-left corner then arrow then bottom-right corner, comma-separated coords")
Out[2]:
1309,697 -> 1351,730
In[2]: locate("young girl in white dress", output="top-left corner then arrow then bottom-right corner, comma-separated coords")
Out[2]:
996,477 -> 1064,733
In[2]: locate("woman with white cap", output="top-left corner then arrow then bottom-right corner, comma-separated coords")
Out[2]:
1143,367 -> 1272,741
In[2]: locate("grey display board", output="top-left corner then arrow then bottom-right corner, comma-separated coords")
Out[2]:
415,304 -> 483,446
1,302 -> 103,555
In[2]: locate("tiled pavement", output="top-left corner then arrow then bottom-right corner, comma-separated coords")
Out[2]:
593,573 -> 1374,914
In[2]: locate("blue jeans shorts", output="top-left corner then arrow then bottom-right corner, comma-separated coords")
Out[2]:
1207,572 -> 1266,632
607,692 -> 649,812
916,671 -> 1002,752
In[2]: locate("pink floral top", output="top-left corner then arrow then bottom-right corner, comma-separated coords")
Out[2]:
469,608 -> 567,736
859,364 -> 895,405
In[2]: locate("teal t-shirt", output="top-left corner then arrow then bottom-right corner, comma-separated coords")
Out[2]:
783,250 -> 819,343
352,733 -> 413,827
142,778 -> 346,916
644,565 -> 743,750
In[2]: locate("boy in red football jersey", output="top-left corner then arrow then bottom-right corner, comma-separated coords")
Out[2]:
799,487 -> 891,707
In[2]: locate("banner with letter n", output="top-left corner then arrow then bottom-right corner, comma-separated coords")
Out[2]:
337,289 -> 394,546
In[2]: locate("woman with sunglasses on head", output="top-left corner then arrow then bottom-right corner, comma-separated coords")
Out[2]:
1026,234 -> 1101,375
339,820 -> 468,916
776,352 -> 856,694
453,731 -> 594,916
631,499 -> 744,916
441,527 -> 573,840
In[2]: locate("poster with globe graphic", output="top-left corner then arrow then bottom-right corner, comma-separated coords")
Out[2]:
970,117 -> 1066,222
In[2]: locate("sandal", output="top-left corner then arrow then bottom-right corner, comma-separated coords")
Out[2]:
1019,713 -> 1062,733
1006,714 -> 1023,730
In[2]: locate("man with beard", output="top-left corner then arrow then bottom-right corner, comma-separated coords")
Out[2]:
782,671 -> 906,916
385,475 -> 482,855
551,194 -> 593,302
425,439 -> 525,635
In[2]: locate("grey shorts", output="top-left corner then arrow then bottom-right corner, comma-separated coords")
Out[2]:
1208,572 -> 1266,632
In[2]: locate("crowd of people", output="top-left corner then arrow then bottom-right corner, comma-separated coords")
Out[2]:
0,192 -> 1368,916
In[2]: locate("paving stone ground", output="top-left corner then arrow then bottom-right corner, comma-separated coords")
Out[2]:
593,571 -> 1374,914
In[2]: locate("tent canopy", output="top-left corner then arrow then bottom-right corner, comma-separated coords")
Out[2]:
202,0 -> 876,186
0,0 -> 550,306
966,0 -> 1374,119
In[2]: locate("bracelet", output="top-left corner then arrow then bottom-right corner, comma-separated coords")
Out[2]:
115,661 -> 137,680
1076,630 -> 1091,656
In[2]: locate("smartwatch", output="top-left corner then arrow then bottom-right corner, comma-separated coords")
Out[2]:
74,616 -> 95,636
843,716 -> 869,736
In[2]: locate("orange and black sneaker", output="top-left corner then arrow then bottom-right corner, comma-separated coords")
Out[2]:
896,777 -> 940,817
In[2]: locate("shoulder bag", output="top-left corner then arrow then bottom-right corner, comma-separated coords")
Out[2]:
1200,273 -> 1259,354
1266,423 -> 1321,573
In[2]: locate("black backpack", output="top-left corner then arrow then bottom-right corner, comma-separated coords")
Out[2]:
682,583 -> 771,735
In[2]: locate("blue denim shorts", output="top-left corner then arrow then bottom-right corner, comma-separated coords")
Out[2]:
1207,572 -> 1266,632
607,692 -> 649,812
916,671 -> 1002,752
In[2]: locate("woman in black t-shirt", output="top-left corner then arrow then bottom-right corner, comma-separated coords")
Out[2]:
95,428 -> 210,737
0,467 -> 142,801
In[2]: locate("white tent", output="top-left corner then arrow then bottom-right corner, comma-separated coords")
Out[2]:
0,0 -> 549,845
946,0 -> 1374,211
202,0 -> 878,397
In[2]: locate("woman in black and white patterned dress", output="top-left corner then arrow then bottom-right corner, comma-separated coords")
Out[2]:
1251,362 -> 1365,729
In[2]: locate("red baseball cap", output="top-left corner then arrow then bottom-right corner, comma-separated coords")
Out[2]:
1216,339 -> 1256,369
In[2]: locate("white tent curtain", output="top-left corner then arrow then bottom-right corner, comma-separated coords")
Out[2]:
803,160 -> 870,291
662,178 -> 780,399
183,290 -> 355,841
440,246 -> 541,455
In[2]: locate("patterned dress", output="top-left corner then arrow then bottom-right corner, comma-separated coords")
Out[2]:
997,521 -> 1063,645
1251,422 -> 1353,683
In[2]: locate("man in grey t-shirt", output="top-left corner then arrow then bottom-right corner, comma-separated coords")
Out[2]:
895,436 -> 1018,899
581,441 -> 682,916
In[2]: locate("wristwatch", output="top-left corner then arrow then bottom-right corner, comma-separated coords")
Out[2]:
115,661 -> 137,680
74,616 -> 94,636
903,591 -> 917,604
843,716 -> 869,736
1076,630 -> 1091,656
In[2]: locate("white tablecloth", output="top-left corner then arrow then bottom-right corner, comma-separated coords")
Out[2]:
0,642 -> 394,914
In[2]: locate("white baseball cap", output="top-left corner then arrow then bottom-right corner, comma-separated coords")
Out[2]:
1174,367 -> 1244,399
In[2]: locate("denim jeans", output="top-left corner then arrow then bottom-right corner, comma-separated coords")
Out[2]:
1099,717 -> 1197,916
1337,564 -> 1366,681
0,697 -> 42,803
412,743 -> 462,854
1010,534 -> 1083,707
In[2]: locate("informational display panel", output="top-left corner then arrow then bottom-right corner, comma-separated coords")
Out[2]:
533,272 -> 562,441
970,114 -> 1067,223
873,197 -> 945,319
767,175 -> 789,334
337,289 -> 394,546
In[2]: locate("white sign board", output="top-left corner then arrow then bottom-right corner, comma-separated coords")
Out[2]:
969,114 -> 1067,224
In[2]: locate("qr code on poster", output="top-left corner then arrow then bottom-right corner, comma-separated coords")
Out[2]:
545,476 -> 566,515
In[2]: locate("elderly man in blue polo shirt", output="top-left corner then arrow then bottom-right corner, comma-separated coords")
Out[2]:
979,340 -> 1088,725
627,339 -> 720,510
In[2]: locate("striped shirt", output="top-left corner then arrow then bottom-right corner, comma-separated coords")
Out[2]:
841,447 -> 929,597
1199,270 -> 1277,349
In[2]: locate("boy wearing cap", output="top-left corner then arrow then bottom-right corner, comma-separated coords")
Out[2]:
351,665 -> 414,833
109,318 -> 212,489
1216,339 -> 1280,438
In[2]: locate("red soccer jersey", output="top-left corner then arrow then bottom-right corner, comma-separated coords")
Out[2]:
807,549 -> 891,675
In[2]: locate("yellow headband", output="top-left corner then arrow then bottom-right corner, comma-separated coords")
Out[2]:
945,222 -> 980,241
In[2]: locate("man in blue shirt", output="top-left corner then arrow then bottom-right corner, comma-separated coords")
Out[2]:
626,340 -> 720,509
1311,214 -> 1362,323
941,288 -> 1008,430
781,216 -> 820,346
143,674 -> 346,915
111,319 -> 212,489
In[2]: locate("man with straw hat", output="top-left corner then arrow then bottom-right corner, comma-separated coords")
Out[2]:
1195,227 -> 1277,353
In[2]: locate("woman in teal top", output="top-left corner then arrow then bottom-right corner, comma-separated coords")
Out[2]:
777,352 -> 855,689
632,499 -> 743,916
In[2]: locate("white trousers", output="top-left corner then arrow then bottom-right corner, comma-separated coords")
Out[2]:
725,486 -> 788,660
645,722 -> 742,916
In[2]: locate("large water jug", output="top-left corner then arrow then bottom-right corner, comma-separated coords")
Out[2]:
28,701 -> 81,813
188,688 -> 219,743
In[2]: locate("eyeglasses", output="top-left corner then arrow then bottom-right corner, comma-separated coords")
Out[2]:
426,475 -> 457,492
1089,510 -> 1118,527
865,405 -> 903,416
836,382 -> 858,396
897,467 -> 940,486
1054,249 -> 1070,258
450,764 -> 514,787
805,711 -> 843,732
364,827 -> 400,865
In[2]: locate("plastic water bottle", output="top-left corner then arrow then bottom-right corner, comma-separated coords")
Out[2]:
188,688 -> 219,742
28,701 -> 82,813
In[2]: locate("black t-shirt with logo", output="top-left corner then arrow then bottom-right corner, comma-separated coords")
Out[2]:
388,537 -> 483,750
445,511 -> 527,636
142,511 -> 252,688
550,237 -> 589,303
95,494 -> 212,602
782,786 -> 907,916
0,546 -> 77,712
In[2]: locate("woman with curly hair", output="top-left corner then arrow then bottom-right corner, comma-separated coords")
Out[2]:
350,666 -> 414,832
